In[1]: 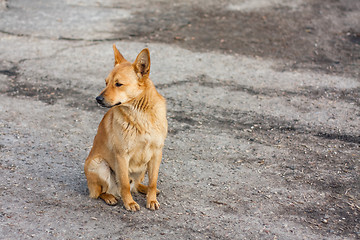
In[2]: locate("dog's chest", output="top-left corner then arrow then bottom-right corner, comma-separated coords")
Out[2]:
113,108 -> 166,173
118,121 -> 163,172
127,131 -> 160,173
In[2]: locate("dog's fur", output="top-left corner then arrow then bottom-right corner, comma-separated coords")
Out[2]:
84,45 -> 167,211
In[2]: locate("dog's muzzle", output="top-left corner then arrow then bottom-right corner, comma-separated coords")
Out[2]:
96,95 -> 105,105
96,95 -> 121,108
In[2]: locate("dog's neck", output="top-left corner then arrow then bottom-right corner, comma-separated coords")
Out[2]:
131,80 -> 158,112
117,80 -> 164,129
131,89 -> 152,112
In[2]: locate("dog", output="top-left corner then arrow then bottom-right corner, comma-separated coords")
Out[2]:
84,45 -> 167,211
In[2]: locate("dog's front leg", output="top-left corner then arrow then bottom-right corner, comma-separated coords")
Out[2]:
146,150 -> 162,210
116,155 -> 140,212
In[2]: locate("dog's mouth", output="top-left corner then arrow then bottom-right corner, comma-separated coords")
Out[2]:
97,102 -> 121,108
111,102 -> 122,107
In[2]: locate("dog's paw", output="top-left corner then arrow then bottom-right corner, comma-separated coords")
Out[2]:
146,200 -> 160,210
124,201 -> 140,212
100,193 -> 118,206
104,197 -> 118,206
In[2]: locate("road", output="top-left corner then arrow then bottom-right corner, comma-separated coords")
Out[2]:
0,0 -> 359,239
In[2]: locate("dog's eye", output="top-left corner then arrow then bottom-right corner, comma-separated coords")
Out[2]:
115,82 -> 123,87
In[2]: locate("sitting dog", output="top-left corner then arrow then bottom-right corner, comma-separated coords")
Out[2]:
84,45 -> 167,211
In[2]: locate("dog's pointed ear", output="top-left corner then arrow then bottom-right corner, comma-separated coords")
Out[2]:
113,44 -> 125,66
133,48 -> 150,78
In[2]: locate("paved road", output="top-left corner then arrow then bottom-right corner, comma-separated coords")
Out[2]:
1,0 -> 359,239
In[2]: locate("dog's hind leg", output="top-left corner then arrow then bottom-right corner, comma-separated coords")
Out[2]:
134,171 -> 160,195
136,183 -> 160,195
84,158 -> 118,205
132,170 -> 146,194
86,177 -> 102,199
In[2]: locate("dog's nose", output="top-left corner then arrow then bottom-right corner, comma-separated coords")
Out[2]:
96,95 -> 104,104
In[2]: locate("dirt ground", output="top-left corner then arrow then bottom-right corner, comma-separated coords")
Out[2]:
0,0 -> 359,239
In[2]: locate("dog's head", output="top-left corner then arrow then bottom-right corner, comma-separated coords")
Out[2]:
96,45 -> 151,108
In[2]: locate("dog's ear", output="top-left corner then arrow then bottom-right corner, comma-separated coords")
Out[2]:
113,44 -> 125,66
133,48 -> 150,78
